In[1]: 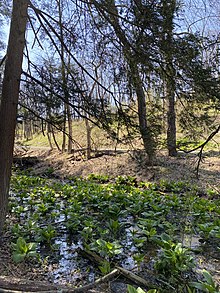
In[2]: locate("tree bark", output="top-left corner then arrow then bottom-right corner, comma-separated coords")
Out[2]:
0,0 -> 28,235
57,0 -> 73,154
162,0 -> 177,156
85,118 -> 92,159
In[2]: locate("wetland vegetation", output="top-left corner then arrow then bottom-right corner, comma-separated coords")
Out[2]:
4,169 -> 219,292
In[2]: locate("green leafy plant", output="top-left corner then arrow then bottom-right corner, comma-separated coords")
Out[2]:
11,237 -> 38,263
89,239 -> 121,258
127,284 -> 158,293
87,174 -> 110,183
107,219 -> 121,237
98,260 -> 111,275
190,270 -> 220,293
80,226 -> 94,243
154,235 -> 194,277
115,175 -> 137,186
133,253 -> 145,270
198,223 -> 220,240
38,225 -> 56,245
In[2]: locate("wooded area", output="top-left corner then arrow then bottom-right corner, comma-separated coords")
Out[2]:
0,0 -> 219,292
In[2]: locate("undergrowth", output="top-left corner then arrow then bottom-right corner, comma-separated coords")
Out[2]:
6,172 -> 220,292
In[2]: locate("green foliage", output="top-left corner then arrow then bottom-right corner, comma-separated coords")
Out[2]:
154,234 -> 194,277
133,253 -> 145,269
11,237 -> 38,263
8,174 -> 220,291
115,175 -> 138,186
189,270 -> 220,293
198,223 -> 220,241
98,260 -> 111,275
127,285 -> 158,293
88,239 -> 121,258
87,174 -> 110,183
43,167 -> 54,177
176,137 -> 202,151
37,225 -> 56,245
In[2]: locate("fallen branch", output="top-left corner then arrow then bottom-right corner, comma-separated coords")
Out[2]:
77,248 -> 105,265
78,249 -> 158,290
0,276 -> 67,292
0,269 -> 119,293
72,268 -> 119,292
116,266 -> 159,290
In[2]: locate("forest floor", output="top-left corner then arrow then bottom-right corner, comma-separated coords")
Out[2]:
0,145 -> 219,293
14,145 -> 220,191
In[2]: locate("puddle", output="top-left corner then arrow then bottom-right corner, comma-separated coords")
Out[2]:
49,236 -> 95,285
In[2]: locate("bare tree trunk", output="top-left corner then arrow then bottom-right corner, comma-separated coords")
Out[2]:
166,71 -> 177,156
47,122 -> 53,150
129,61 -> 155,162
162,0 -> 177,156
51,126 -> 61,152
57,0 -> 73,154
67,104 -> 73,154
85,118 -> 92,159
62,106 -> 67,152
0,0 -> 28,235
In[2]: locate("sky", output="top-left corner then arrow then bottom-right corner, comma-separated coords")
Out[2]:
1,1 -> 219,63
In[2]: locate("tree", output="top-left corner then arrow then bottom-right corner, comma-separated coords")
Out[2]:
88,0 -> 157,162
0,0 -> 28,235
160,0 -> 177,156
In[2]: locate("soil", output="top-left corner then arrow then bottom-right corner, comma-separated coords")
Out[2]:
1,146 -> 219,292
14,146 -> 220,191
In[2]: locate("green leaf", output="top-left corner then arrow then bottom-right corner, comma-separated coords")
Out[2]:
27,242 -> 37,251
17,237 -> 27,253
127,285 -> 138,293
96,239 -> 106,246
202,270 -> 215,287
189,282 -> 215,292
186,285 -> 195,293
27,251 -> 38,258
106,242 -> 113,250
12,252 -> 25,263
137,288 -> 148,293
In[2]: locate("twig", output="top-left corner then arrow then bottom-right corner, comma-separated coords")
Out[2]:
179,125 -> 220,178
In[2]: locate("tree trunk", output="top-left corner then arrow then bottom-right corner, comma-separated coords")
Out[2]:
57,0 -> 73,154
162,0 -> 177,156
85,118 -> 92,159
51,126 -> 61,151
129,61 -> 155,162
0,0 -> 28,235
62,105 -> 67,152
166,71 -> 177,156
67,103 -> 73,154
47,122 -> 53,150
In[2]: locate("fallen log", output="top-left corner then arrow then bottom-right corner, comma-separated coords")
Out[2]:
0,269 -> 119,293
0,276 -> 67,292
116,266 -> 159,290
72,268 -> 119,293
77,248 -> 105,265
78,249 -> 158,291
